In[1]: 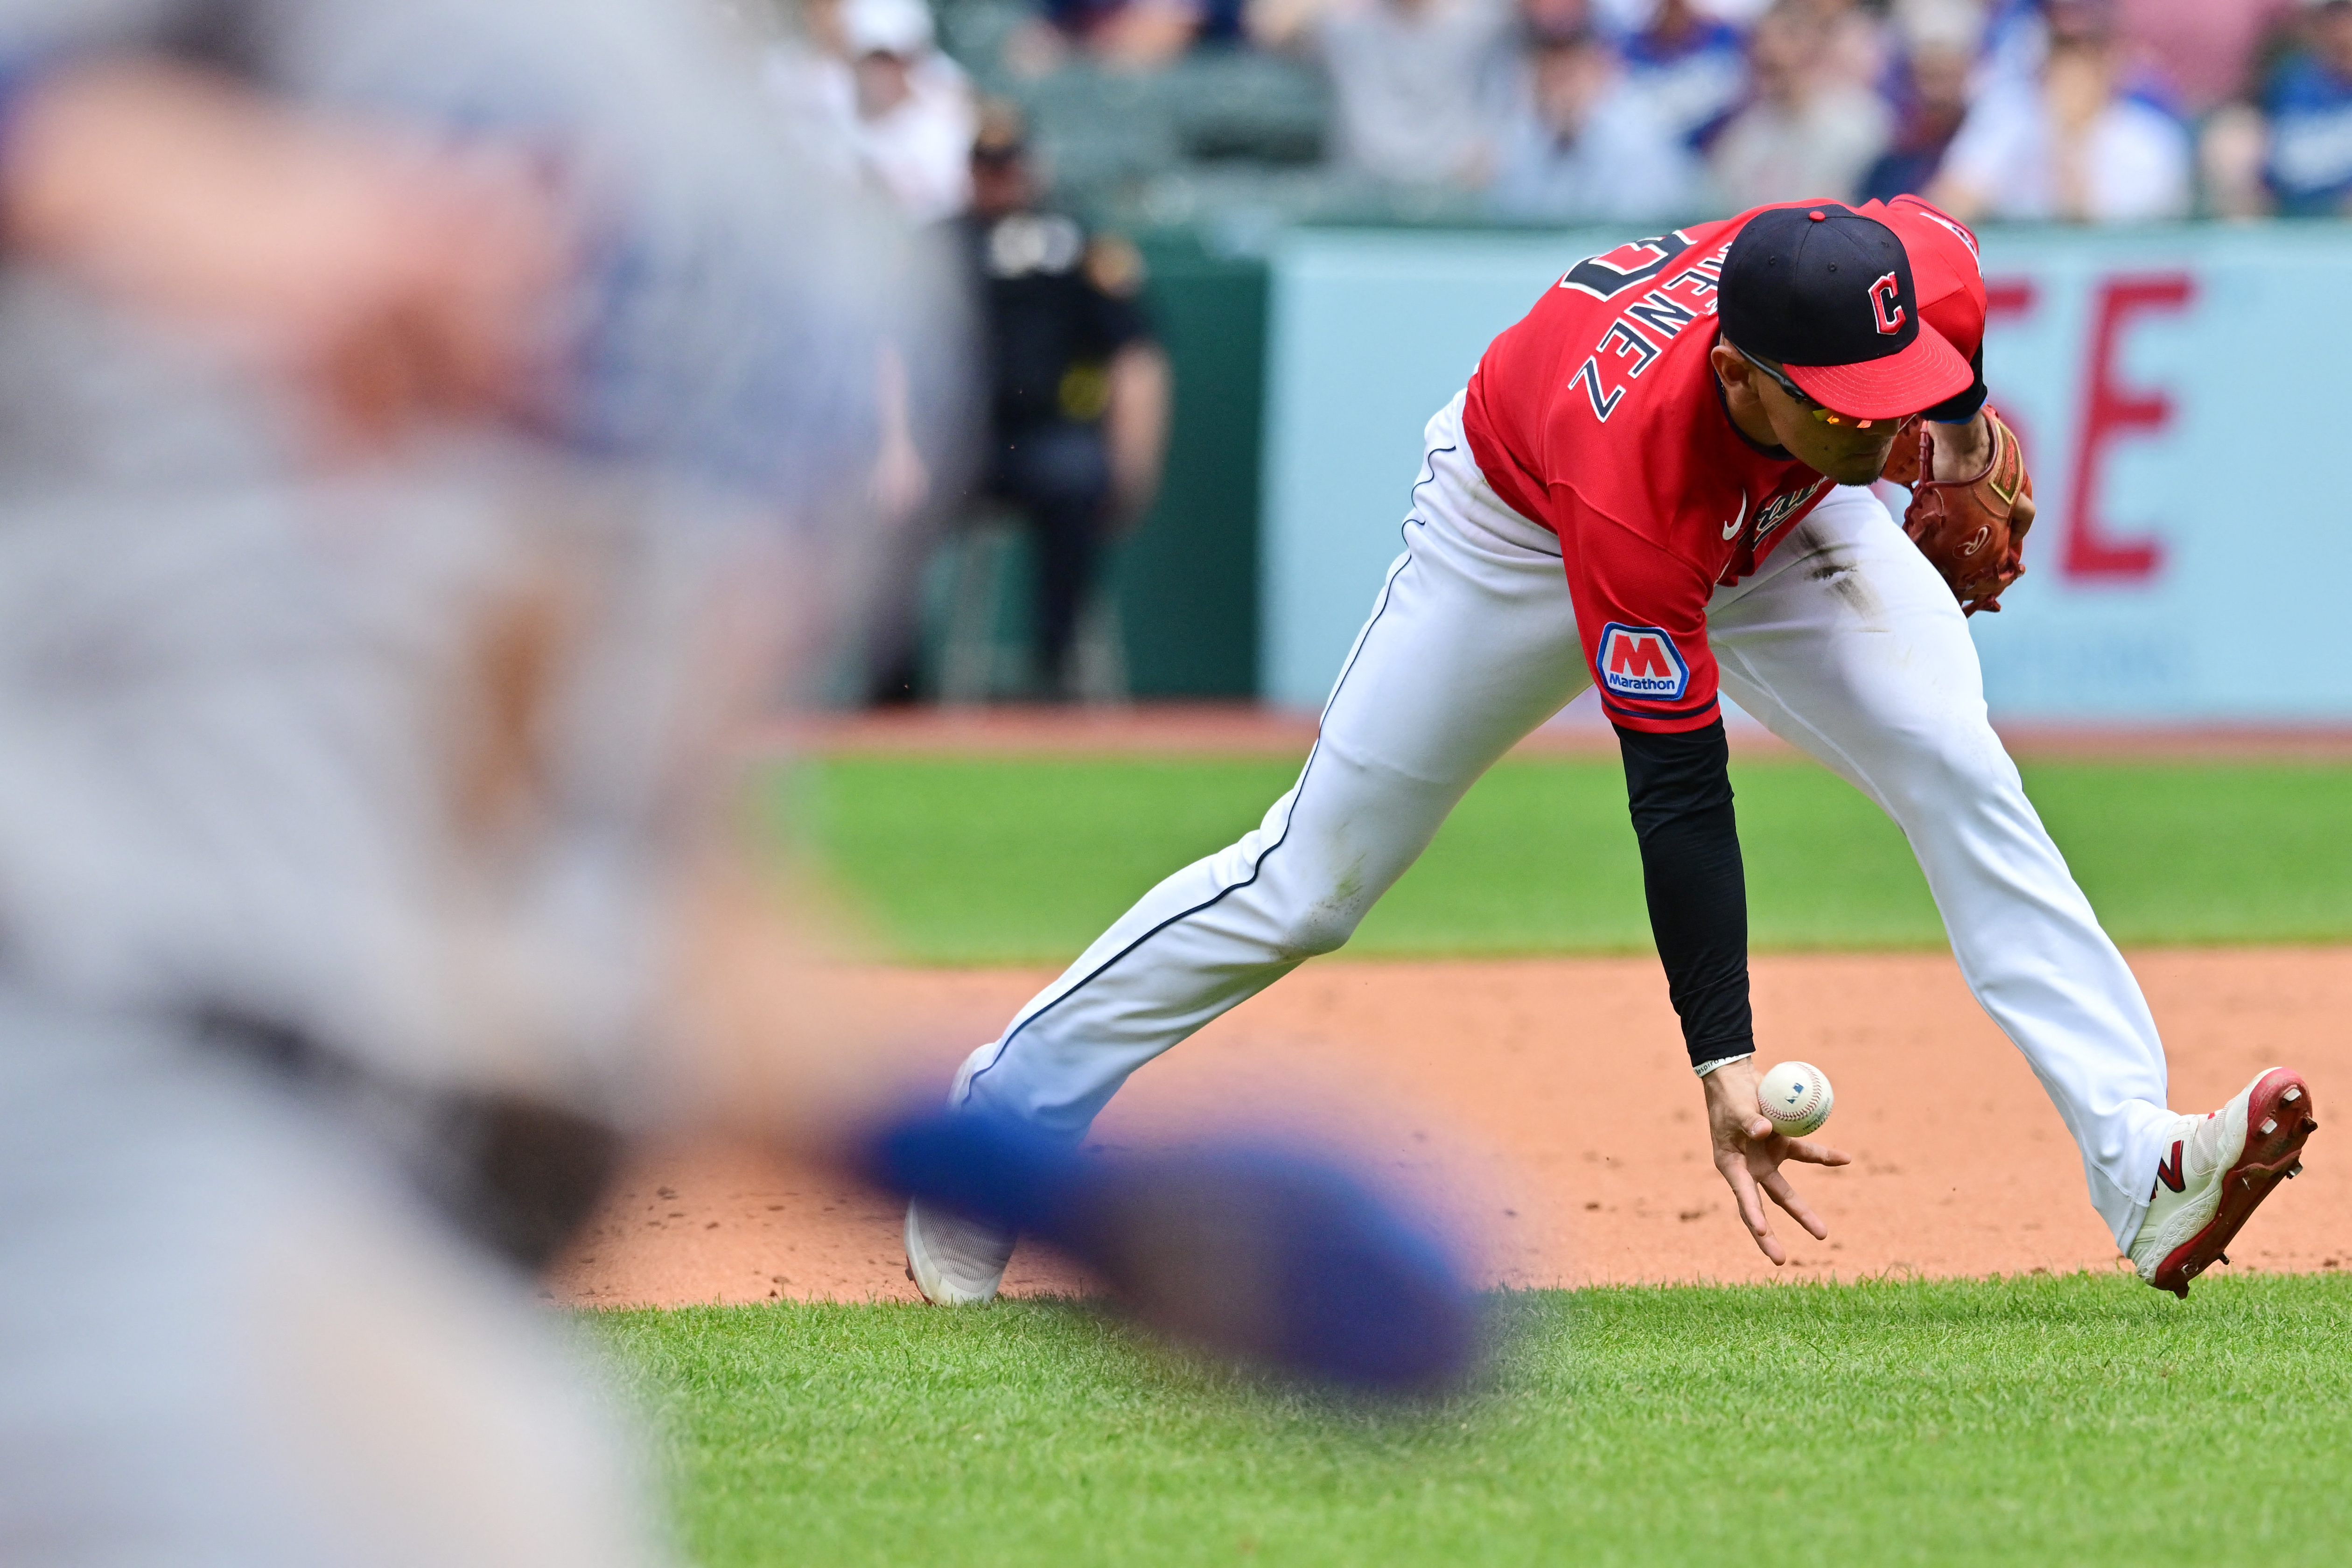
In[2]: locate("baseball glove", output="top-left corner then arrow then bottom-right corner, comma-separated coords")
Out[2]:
1880,408 -> 2036,616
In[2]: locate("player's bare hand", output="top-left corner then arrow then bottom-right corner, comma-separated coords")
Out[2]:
2008,486 -> 2036,542
1925,410 -> 1992,481
1700,1058 -> 1851,1266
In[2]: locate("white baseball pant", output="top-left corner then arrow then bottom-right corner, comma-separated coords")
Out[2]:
953,391 -> 2175,1249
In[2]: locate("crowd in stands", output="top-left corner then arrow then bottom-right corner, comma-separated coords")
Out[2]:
767,0 -> 2352,228
749,0 -> 2352,704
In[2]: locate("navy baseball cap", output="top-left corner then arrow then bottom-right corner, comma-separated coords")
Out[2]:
1718,203 -> 1972,421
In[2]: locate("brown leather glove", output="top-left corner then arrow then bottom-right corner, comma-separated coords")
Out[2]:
1882,408 -> 2036,616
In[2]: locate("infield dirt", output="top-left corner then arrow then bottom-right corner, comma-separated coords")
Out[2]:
547,947 -> 2351,1306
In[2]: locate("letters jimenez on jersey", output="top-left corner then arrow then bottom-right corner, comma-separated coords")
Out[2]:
1561,233 -> 1725,423
1461,210 -> 1852,735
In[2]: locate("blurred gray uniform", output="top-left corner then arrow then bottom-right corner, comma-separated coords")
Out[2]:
0,0 -> 933,1561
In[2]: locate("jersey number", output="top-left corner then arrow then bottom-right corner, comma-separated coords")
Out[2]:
1559,234 -> 1694,301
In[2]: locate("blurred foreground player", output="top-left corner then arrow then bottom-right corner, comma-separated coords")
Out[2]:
0,10 -> 1472,1565
909,201 -> 2317,1305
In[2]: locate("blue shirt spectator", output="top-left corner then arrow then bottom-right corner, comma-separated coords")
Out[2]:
1045,0 -> 1249,42
1619,0 -> 1748,148
1491,24 -> 1702,219
1252,0 -> 1517,188
1859,21 -> 1977,204
1980,0 -> 2198,120
1929,0 -> 2191,222
2267,0 -> 2352,214
1708,1 -> 1890,209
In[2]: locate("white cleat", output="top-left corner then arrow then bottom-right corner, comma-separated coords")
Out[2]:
903,1199 -> 1016,1305
2126,1067 -> 2317,1299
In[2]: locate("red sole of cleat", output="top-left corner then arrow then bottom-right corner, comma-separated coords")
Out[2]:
2155,1069 -> 2318,1299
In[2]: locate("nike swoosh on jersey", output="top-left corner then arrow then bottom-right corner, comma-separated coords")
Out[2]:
1721,493 -> 1748,540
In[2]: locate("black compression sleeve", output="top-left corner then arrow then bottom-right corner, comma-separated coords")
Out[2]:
1613,718 -> 1754,1069
1921,343 -> 1989,426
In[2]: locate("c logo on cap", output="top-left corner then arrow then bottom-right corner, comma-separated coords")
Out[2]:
1869,272 -> 1905,336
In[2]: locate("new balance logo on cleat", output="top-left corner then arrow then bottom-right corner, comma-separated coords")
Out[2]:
2127,1069 -> 2317,1299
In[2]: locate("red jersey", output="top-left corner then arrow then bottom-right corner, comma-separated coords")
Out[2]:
1461,196 -> 1988,733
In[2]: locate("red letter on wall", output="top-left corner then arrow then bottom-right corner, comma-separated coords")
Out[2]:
1981,278 -> 2038,460
2064,274 -> 2193,581
1984,280 -> 2037,322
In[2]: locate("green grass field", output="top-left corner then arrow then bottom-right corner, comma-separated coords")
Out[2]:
777,755 -> 2352,965
675,754 -> 2352,1565
592,1273 -> 2352,1567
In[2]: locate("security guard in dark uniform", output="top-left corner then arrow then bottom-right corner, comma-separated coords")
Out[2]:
960,102 -> 1167,698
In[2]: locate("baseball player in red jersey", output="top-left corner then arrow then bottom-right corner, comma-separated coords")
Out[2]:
907,200 -> 2317,1303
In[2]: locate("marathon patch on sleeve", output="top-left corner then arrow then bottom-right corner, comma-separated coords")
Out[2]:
1597,623 -> 1691,702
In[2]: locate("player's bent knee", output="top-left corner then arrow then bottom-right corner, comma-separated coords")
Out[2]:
1274,897 -> 1369,961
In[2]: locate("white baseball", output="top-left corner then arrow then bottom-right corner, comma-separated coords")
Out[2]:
1757,1060 -> 1834,1138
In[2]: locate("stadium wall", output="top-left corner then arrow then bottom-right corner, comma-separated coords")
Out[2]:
1113,232 -> 1266,697
1259,223 -> 2352,722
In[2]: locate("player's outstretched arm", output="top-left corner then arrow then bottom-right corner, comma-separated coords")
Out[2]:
1699,1057 -> 1851,1266
1611,719 -> 1854,1261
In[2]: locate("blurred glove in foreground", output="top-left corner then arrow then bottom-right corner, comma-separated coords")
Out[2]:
871,1109 -> 1481,1395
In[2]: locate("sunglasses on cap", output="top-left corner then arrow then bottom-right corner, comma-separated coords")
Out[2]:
1728,340 -> 1881,429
